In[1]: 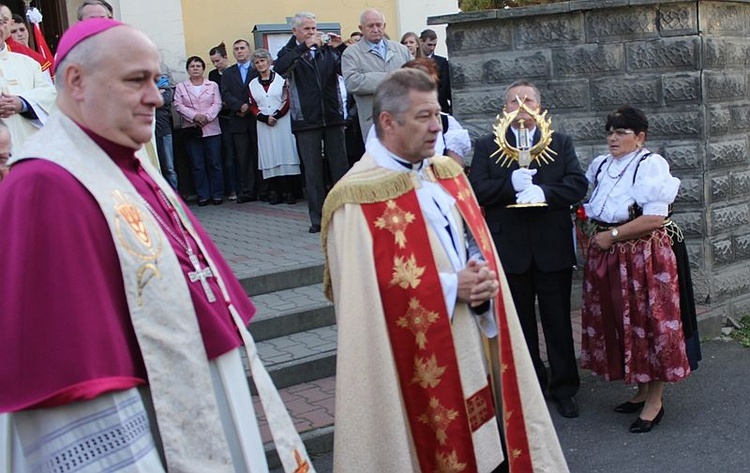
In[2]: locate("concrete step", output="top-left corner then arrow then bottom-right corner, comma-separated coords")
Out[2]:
247,325 -> 338,392
249,283 -> 335,342
240,263 -> 325,297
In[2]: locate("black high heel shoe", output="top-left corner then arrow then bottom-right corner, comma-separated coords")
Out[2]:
614,400 -> 646,413
629,406 -> 664,433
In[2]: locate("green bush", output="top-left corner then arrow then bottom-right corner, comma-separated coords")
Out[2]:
731,316 -> 750,348
461,0 -> 568,11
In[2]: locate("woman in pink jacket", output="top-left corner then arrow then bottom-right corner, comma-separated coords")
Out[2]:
174,56 -> 224,205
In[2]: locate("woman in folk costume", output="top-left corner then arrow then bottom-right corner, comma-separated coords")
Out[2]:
580,105 -> 700,433
248,48 -> 300,205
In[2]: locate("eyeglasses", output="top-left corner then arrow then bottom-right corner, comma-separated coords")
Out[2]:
606,128 -> 635,137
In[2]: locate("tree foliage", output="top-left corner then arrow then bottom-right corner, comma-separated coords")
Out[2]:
461,0 -> 568,11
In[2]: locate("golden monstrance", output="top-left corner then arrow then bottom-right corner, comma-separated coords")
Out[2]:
490,95 -> 557,208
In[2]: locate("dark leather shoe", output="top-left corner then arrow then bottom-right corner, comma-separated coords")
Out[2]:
236,195 -> 257,204
308,224 -> 321,234
268,193 -> 281,205
555,397 -> 579,418
198,199 -> 209,207
629,406 -> 664,433
614,400 -> 646,414
259,194 -> 270,202
212,199 -> 223,206
285,193 -> 296,205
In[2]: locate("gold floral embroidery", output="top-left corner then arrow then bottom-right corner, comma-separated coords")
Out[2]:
466,395 -> 489,431
412,354 -> 446,388
478,231 -> 492,254
390,254 -> 426,289
434,450 -> 467,473
456,185 -> 472,203
113,190 -> 162,306
374,200 -> 415,249
114,190 -> 159,258
396,298 -> 439,349
419,397 -> 460,445
293,450 -> 310,473
512,449 -> 523,460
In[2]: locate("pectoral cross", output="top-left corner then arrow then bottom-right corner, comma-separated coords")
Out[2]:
188,253 -> 217,302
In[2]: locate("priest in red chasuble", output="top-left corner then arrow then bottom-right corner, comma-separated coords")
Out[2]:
322,68 -> 568,472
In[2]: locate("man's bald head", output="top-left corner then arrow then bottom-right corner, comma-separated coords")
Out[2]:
0,5 -> 12,43
56,25 -> 163,149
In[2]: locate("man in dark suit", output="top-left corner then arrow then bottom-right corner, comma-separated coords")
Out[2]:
220,39 -> 265,203
469,80 -> 588,419
208,42 -> 238,201
419,29 -> 451,114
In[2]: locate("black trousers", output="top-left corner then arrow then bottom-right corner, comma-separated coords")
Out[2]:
295,126 -> 348,226
233,129 -> 268,198
506,265 -> 580,400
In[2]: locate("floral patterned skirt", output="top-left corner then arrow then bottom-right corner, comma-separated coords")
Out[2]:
580,228 -> 690,383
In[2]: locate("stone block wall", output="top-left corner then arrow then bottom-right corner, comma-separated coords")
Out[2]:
429,0 -> 750,331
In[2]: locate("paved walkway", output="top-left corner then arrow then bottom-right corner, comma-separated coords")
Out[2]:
195,201 -> 744,473
195,199 -> 588,445
192,199 -> 323,280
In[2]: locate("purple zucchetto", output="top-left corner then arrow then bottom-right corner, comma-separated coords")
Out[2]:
53,18 -> 124,74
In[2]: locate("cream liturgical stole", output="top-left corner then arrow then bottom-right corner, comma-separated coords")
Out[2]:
13,111 -> 314,473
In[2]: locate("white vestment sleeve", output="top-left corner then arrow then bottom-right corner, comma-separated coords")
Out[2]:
439,272 -> 458,320
17,66 -> 55,127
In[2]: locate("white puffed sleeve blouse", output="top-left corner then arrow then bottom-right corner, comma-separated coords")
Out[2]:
583,149 -> 680,224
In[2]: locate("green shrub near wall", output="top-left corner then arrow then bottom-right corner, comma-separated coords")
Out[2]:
461,0 -> 568,11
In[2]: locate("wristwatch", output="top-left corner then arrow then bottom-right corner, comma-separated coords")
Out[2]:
610,227 -> 619,241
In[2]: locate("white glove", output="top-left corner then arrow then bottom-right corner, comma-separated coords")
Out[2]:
26,7 -> 43,24
516,185 -> 545,204
511,168 -> 537,192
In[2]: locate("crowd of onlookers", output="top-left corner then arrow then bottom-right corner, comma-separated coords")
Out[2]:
157,9 -> 460,232
0,1 -> 463,234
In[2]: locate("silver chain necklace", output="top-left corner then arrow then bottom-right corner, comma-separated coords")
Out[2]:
140,190 -> 217,303
605,149 -> 640,179
590,149 -> 645,219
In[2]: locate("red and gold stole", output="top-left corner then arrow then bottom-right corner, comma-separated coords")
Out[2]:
437,169 -> 534,472
361,187 -> 479,473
